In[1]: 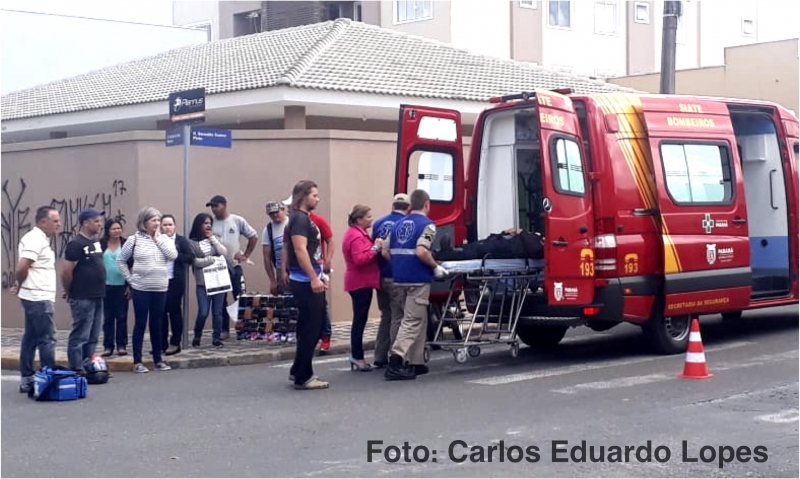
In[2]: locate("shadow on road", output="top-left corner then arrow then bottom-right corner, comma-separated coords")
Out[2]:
498,306 -> 799,369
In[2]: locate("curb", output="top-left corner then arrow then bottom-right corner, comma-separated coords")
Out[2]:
1,339 -> 375,373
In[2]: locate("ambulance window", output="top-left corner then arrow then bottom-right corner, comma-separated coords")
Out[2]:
551,137 -> 585,195
408,150 -> 454,202
660,142 -> 733,205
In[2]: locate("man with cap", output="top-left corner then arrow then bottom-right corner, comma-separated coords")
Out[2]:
61,209 -> 107,373
371,193 -> 411,368
262,200 -> 289,295
206,195 -> 259,339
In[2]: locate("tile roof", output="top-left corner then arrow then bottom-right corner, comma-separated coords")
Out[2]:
1,18 -> 636,121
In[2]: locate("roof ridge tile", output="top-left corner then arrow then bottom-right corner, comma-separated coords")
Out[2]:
277,18 -> 351,86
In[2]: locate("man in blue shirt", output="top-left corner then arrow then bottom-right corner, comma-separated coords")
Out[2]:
383,189 -> 447,380
372,193 -> 410,368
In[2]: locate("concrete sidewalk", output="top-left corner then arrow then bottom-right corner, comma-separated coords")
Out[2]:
0,319 -> 379,372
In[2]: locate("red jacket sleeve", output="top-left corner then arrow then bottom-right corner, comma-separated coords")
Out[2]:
348,229 -> 377,267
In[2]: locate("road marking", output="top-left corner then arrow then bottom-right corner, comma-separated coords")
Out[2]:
680,383 -> 797,408
756,408 -> 799,424
715,350 -> 799,371
550,349 -> 799,394
466,341 -> 752,386
1,376 -> 19,382
272,356 -> 353,369
551,373 -> 672,394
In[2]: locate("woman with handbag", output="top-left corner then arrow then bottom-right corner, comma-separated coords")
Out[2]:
188,213 -> 228,348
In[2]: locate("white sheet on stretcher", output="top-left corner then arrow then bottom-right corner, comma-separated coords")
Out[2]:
439,258 -> 544,273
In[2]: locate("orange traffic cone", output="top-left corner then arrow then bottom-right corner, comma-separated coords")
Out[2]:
679,318 -> 713,379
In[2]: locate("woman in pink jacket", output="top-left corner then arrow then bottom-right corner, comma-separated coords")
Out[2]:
342,204 -> 383,372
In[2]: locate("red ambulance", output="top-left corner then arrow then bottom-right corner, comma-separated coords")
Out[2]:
394,90 -> 799,354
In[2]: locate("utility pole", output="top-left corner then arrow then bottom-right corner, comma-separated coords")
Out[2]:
659,1 -> 683,94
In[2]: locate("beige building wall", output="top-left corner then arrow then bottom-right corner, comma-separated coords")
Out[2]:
510,1 -> 543,64
1,130 -> 411,331
377,0 -> 451,43
608,39 -> 800,115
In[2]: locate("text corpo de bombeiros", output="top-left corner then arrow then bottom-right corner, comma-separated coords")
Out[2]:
366,440 -> 768,469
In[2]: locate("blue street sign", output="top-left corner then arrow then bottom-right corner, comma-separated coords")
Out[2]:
190,127 -> 232,148
165,128 -> 183,147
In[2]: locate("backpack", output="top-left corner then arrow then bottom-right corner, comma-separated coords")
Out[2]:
29,366 -> 88,402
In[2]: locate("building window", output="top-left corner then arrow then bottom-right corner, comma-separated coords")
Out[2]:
741,18 -> 755,36
552,137 -> 586,195
548,1 -> 571,28
595,0 -> 618,34
394,1 -> 433,24
519,0 -> 537,9
633,2 -> 650,24
354,1 -> 363,21
660,143 -> 733,205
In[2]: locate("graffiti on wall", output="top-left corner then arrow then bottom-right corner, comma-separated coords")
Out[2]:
1,178 -> 128,289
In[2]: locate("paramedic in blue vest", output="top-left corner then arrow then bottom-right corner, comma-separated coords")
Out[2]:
383,189 -> 448,380
371,193 -> 411,368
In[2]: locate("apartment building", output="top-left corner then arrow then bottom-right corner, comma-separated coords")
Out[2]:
173,1 -> 793,78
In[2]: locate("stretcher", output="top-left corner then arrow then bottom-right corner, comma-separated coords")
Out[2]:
426,257 -> 545,364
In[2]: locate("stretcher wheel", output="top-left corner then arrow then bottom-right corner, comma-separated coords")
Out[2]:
454,348 -> 469,364
423,346 -> 431,363
510,342 -> 520,358
468,346 -> 481,358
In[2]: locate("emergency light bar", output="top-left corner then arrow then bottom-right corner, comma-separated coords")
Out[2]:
488,88 -> 574,104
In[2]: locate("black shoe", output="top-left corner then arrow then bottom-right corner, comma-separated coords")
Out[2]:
372,361 -> 388,369
191,338 -> 201,347
414,365 -> 429,376
384,365 -> 417,381
19,383 -> 31,394
212,339 -> 224,348
384,355 -> 416,381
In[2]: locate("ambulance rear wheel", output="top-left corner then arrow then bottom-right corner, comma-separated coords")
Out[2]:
643,313 -> 691,355
515,324 -> 568,349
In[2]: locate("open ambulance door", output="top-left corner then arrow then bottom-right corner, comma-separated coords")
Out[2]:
638,96 -> 752,315
394,105 -> 466,253
531,91 -> 596,306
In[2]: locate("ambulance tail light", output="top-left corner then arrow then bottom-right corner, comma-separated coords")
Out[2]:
594,233 -> 617,277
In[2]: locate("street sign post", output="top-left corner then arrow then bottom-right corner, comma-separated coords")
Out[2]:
168,88 -> 207,349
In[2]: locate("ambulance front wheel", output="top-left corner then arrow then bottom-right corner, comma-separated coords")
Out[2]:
643,312 -> 691,355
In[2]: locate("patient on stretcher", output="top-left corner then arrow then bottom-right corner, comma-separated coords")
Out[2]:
433,229 -> 544,262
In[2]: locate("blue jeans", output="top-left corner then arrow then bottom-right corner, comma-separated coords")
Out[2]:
131,289 -> 167,365
194,286 -> 225,341
322,296 -> 332,338
19,299 -> 57,381
103,285 -> 129,350
67,298 -> 104,371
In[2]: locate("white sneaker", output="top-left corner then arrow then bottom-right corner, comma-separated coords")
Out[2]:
155,362 -> 172,371
133,363 -> 149,373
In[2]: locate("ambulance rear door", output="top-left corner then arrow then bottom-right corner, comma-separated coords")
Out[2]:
533,90 -> 596,306
394,105 -> 466,250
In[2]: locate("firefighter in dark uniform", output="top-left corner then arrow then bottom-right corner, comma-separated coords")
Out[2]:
383,189 -> 448,380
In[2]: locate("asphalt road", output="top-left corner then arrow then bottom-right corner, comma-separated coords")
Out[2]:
2,305 -> 797,478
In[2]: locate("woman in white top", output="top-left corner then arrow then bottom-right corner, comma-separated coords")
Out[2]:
116,207 -> 178,373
